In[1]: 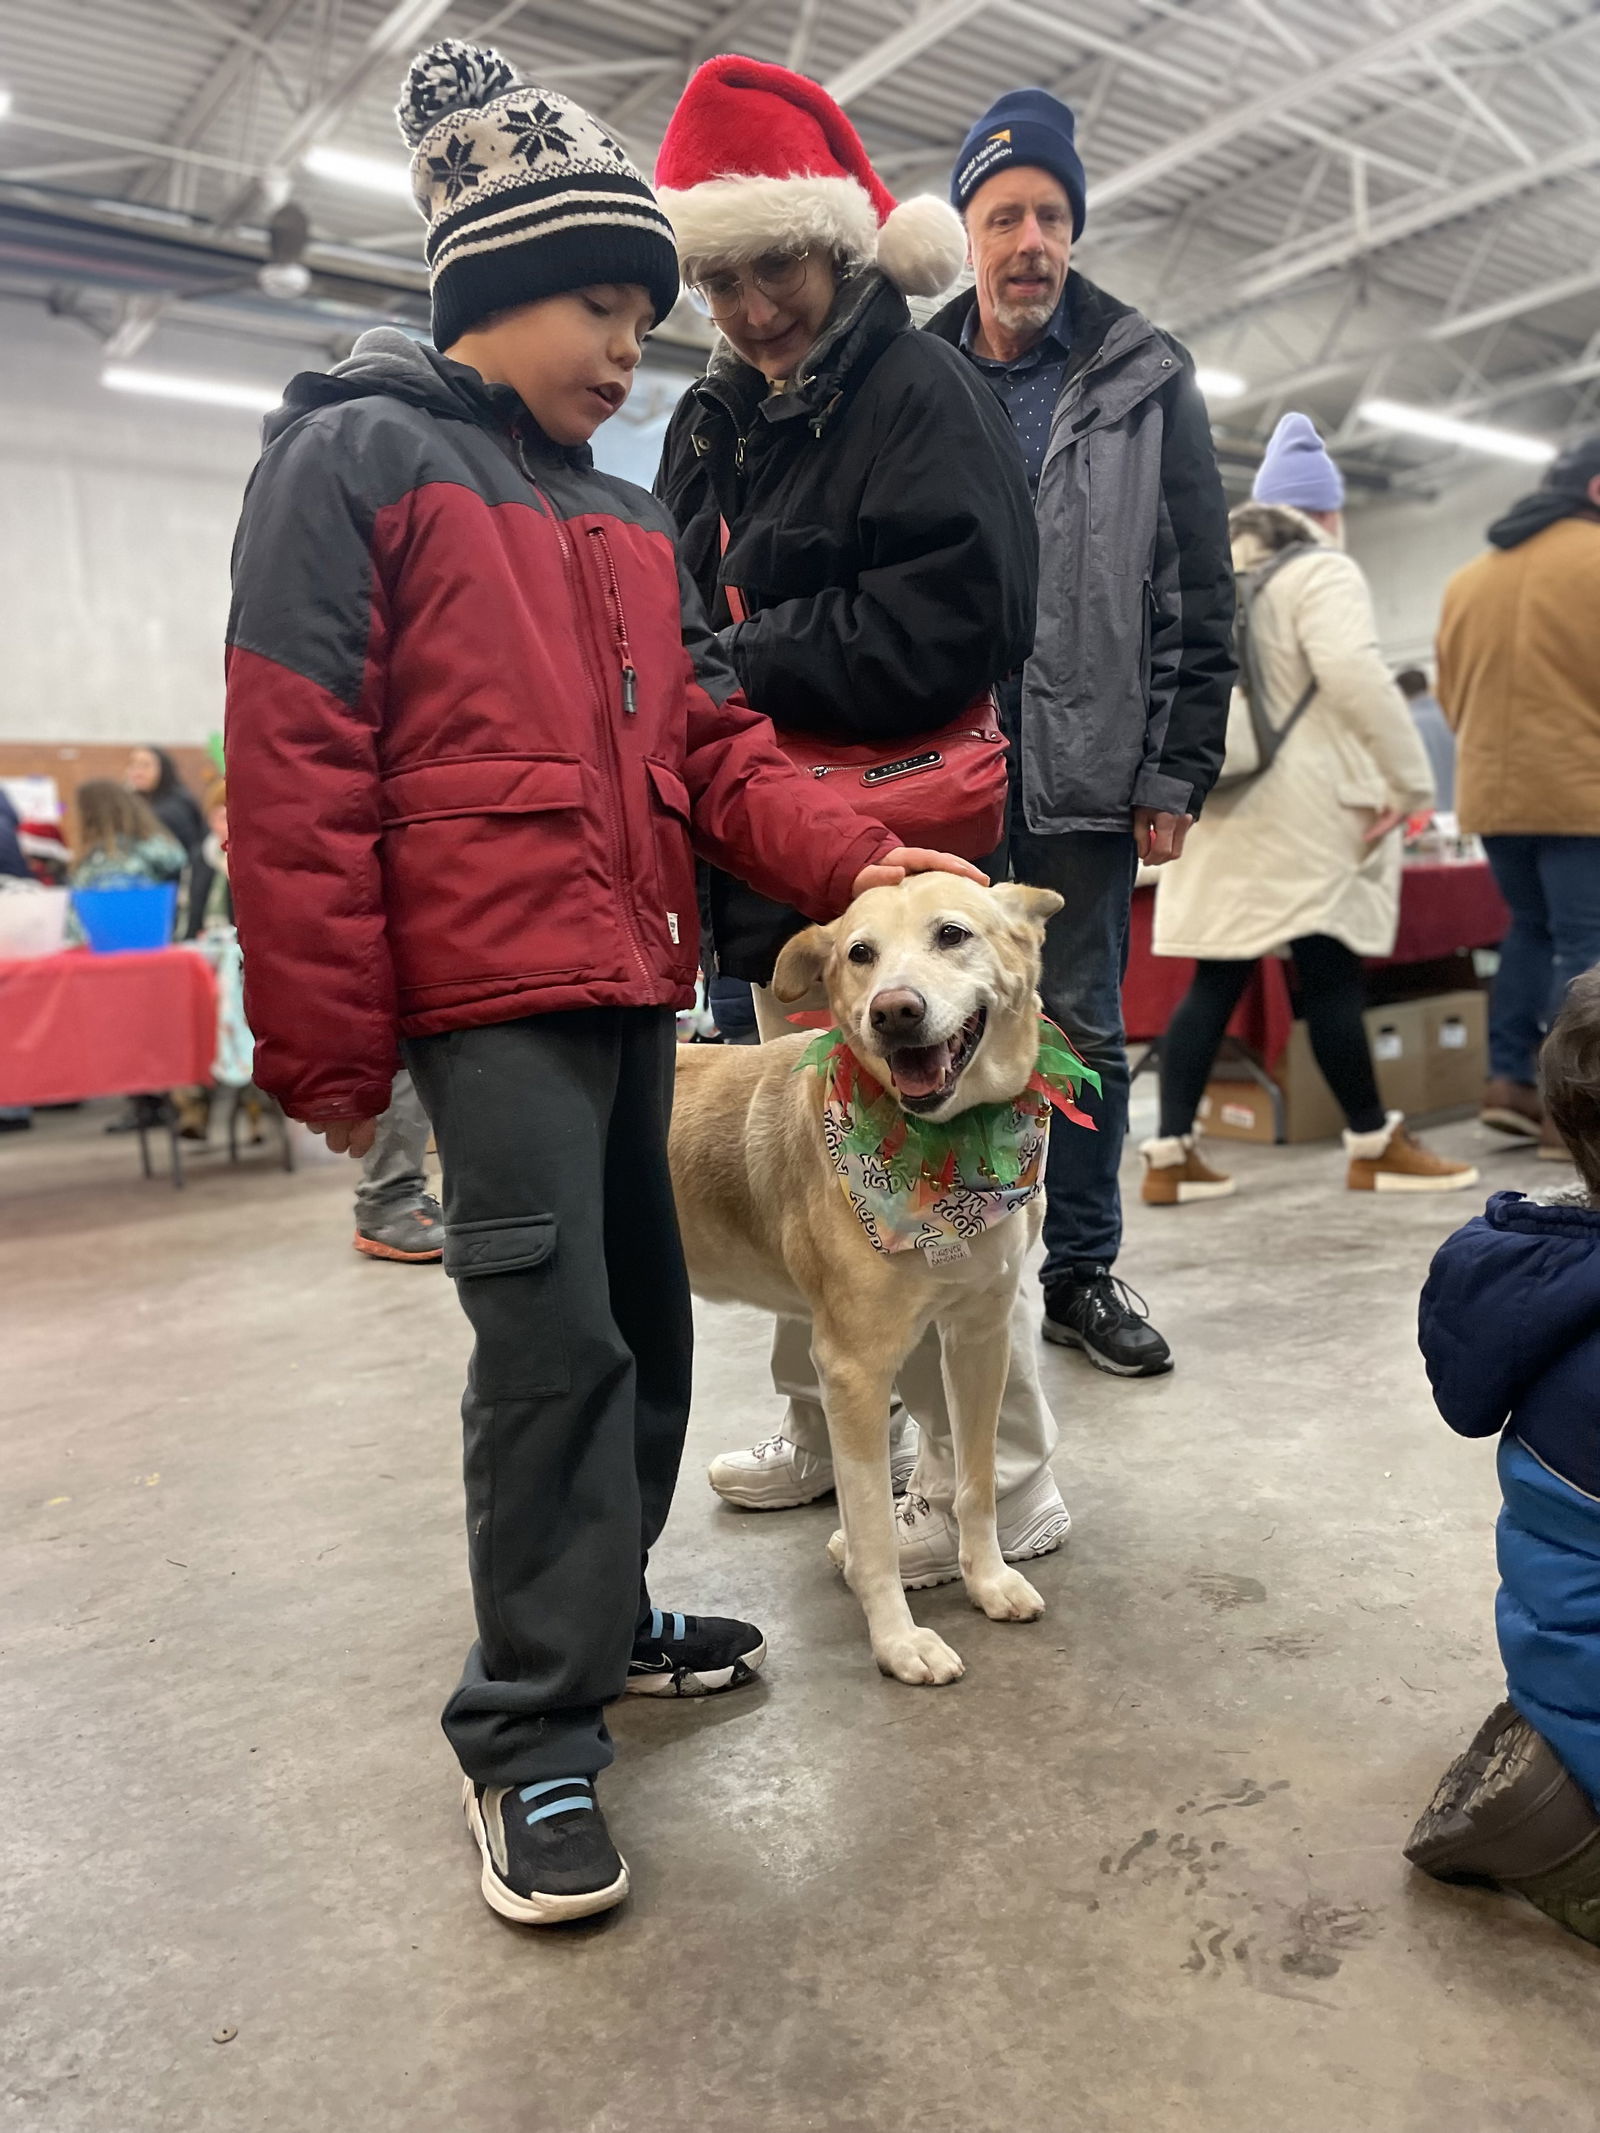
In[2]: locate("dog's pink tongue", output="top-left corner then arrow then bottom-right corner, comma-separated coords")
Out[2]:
889,1041 -> 951,1098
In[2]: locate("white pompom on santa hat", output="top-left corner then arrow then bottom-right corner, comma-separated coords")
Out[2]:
654,53 -> 966,298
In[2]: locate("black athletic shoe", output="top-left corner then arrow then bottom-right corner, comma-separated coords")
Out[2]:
1042,1264 -> 1173,1377
625,1607 -> 767,1697
462,1774 -> 628,1925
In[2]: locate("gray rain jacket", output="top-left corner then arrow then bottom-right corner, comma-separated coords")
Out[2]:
926,273 -> 1235,833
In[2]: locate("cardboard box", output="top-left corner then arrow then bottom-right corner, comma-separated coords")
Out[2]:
1422,989 -> 1487,1112
1368,999 -> 1431,1120
1198,999 -> 1431,1145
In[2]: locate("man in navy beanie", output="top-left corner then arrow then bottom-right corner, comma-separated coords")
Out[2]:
925,89 -> 1235,1379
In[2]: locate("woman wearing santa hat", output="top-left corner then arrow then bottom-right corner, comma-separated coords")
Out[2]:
656,56 -> 1070,1575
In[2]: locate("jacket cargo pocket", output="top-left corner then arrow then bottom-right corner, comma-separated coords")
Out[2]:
443,1213 -> 570,1399
644,758 -> 697,972
380,755 -> 608,992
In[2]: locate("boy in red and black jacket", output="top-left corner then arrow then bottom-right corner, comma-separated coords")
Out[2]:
225,40 -> 977,1926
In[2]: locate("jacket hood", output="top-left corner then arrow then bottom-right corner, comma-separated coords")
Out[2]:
1228,499 -> 1331,570
263,327 -> 588,465
1420,1190 -> 1600,1438
1486,489 -> 1600,550
923,269 -> 1157,382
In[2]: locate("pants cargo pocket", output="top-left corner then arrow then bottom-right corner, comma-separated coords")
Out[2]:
443,1213 -> 571,1399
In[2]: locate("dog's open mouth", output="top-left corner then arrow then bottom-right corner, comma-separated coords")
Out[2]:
886,1009 -> 987,1113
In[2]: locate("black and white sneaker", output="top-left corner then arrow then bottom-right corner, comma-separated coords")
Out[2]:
625,1607 -> 767,1698
1042,1264 -> 1174,1377
462,1774 -> 628,1925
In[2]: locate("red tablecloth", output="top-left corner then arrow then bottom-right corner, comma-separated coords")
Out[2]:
1124,859 -> 1510,1067
0,947 -> 218,1107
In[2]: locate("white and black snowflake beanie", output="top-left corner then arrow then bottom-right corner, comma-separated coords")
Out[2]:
397,40 -> 679,351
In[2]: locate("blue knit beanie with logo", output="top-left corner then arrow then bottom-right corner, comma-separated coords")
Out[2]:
1252,411 -> 1346,512
950,89 -> 1086,238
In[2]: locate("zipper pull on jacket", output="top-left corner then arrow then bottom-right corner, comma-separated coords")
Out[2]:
586,523 -> 640,714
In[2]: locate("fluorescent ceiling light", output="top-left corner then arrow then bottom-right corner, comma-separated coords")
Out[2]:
302,144 -> 413,199
1358,397 -> 1555,465
103,366 -> 280,413
1194,367 -> 1246,401
0,87 -> 13,122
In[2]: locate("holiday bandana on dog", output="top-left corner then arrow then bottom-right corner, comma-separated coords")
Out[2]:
796,1017 -> 1099,1259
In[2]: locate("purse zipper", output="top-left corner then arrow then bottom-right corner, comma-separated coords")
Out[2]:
802,728 -> 1001,777
585,524 -> 638,714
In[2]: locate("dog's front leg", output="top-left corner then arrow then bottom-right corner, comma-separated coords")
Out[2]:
811,1321 -> 965,1687
940,1298 -> 1046,1624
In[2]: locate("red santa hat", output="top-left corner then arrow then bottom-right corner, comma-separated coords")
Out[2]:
655,54 -> 966,298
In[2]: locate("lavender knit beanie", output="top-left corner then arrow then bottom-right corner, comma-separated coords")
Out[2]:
1252,411 -> 1345,511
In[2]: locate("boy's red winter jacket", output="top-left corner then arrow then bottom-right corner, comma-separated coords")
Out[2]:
224,331 -> 895,1122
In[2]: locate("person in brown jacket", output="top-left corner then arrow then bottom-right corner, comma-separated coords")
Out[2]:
1437,434 -> 1600,1153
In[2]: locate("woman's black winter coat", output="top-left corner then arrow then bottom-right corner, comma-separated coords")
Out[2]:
656,269 -> 1037,983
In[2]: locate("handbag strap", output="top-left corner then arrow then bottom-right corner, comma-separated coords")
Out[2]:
717,517 -> 748,625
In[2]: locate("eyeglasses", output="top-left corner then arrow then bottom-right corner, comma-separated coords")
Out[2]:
687,249 -> 812,320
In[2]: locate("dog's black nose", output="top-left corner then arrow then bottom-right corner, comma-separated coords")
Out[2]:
869,987 -> 927,1035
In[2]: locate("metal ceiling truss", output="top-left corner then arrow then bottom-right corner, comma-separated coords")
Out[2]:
3,0 -> 1599,486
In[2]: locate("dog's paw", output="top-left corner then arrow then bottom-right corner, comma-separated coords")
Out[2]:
966,1567 -> 1045,1622
874,1627 -> 965,1686
825,1527 -> 846,1573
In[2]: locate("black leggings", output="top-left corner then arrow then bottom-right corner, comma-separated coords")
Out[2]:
1158,933 -> 1387,1139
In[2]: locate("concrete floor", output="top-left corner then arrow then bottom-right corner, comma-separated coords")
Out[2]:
5,1097 -> 1600,2133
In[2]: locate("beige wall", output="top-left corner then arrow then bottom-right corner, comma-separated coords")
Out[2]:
1345,460 -> 1531,670
0,298 -> 314,750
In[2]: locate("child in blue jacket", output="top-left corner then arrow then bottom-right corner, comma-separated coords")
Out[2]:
1407,969 -> 1600,1942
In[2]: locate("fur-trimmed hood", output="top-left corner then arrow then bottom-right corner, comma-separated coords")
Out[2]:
1229,499 -> 1333,571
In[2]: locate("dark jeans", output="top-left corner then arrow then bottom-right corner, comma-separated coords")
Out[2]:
1005,826 -> 1139,1278
1482,835 -> 1600,1083
404,1009 -> 692,1786
1159,934 -> 1386,1138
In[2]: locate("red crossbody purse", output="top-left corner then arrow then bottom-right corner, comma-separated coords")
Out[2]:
719,521 -> 1009,861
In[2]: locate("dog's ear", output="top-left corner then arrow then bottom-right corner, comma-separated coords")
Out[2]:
771,922 -> 836,1003
989,883 -> 1064,928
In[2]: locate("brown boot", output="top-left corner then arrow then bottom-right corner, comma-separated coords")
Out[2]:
1406,1702 -> 1599,1881
1140,1133 -> 1236,1206
1406,1703 -> 1600,1948
1480,1077 -> 1543,1140
1345,1111 -> 1479,1194
1539,1115 -> 1575,1164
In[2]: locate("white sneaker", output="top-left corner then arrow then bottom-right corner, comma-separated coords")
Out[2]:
826,1464 -> 1071,1590
709,1417 -> 919,1510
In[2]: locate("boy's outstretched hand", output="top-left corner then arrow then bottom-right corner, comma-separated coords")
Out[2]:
308,1118 -> 380,1158
852,846 -> 990,898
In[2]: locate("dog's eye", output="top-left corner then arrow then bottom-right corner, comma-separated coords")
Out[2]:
935,923 -> 971,950
847,941 -> 876,965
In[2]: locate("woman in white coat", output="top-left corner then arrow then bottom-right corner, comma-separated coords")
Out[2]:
1144,414 -> 1477,1200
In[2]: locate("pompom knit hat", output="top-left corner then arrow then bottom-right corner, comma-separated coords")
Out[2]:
654,54 -> 966,298
397,39 -> 680,352
1252,411 -> 1346,512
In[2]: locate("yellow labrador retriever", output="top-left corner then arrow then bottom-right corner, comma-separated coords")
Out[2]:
670,875 -> 1065,1687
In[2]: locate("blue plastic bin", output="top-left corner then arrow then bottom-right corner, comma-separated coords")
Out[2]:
71,882 -> 178,953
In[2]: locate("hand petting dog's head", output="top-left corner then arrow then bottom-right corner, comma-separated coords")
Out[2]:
773,877 -> 1062,1120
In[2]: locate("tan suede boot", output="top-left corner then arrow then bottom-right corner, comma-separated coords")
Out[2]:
1480,1077 -> 1543,1140
1345,1110 -> 1479,1193
1140,1133 -> 1236,1206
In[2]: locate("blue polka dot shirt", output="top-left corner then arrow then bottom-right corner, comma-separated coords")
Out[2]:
959,290 -> 1071,498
